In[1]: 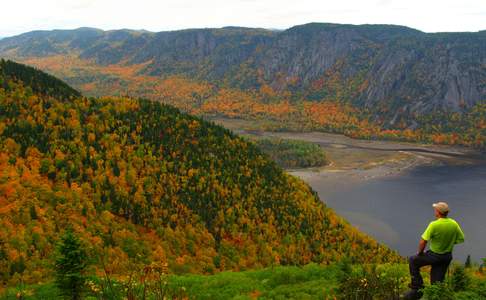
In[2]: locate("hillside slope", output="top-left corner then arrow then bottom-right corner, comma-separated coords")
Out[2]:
1,24 -> 485,119
0,60 -> 398,286
0,59 -> 80,99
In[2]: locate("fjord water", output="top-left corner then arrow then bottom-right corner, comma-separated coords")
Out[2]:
308,163 -> 486,262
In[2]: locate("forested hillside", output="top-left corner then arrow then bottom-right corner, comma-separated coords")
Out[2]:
1,24 -> 484,149
0,60 -> 399,287
0,59 -> 80,99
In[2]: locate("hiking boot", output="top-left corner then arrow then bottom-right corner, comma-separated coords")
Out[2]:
401,289 -> 423,300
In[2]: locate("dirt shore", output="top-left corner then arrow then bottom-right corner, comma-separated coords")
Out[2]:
212,117 -> 484,183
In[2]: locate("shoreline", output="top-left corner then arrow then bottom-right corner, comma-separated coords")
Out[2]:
212,116 -> 484,184
288,150 -> 438,185
255,131 -> 482,184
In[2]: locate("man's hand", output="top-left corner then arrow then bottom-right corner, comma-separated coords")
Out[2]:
417,239 -> 427,255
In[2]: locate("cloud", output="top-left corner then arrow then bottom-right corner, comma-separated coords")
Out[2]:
376,0 -> 394,6
65,0 -> 97,10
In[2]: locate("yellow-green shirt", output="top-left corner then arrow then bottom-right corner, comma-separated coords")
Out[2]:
421,217 -> 465,254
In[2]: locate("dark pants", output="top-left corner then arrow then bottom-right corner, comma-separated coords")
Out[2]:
409,250 -> 452,289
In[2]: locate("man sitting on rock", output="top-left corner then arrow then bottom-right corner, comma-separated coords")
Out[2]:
403,201 -> 465,300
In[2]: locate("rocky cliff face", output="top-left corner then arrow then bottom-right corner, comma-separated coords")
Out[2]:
361,33 -> 486,115
1,23 -> 485,121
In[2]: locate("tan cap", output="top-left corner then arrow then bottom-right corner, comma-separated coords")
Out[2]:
433,202 -> 449,214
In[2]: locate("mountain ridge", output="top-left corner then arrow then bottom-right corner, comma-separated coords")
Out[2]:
1,22 -> 484,120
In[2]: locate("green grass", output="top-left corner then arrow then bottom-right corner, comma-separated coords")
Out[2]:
0,283 -> 60,300
2,263 -> 485,299
0,264 -> 339,300
168,264 -> 338,300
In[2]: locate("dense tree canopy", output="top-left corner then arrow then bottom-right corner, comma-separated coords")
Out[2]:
0,62 -> 399,287
250,137 -> 328,169
0,59 -> 81,99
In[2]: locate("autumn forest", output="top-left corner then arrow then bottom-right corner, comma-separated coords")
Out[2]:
0,60 -> 401,293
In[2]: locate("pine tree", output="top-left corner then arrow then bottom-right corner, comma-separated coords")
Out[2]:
55,229 -> 87,300
29,206 -> 38,220
464,255 -> 472,268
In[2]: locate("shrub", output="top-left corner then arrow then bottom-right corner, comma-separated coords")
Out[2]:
450,265 -> 470,292
421,281 -> 454,300
336,264 -> 407,300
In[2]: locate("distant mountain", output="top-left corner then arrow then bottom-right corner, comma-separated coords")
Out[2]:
1,23 -> 485,119
0,60 -> 398,285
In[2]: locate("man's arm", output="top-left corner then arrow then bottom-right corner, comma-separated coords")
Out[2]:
455,223 -> 465,244
417,239 -> 427,255
419,222 -> 432,255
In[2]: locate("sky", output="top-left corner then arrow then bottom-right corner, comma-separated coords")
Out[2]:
1,0 -> 485,37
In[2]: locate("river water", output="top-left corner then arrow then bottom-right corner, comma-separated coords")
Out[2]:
304,163 -> 486,262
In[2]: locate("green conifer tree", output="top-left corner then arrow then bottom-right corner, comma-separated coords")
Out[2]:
55,229 -> 87,300
29,206 -> 38,220
464,255 -> 472,268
